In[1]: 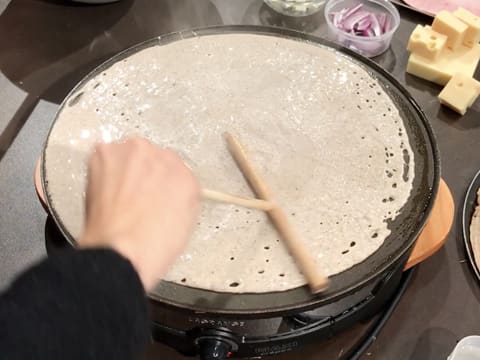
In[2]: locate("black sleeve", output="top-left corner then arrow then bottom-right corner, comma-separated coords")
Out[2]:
0,249 -> 151,360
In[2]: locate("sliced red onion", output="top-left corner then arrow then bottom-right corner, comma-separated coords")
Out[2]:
355,17 -> 371,31
377,13 -> 387,31
342,11 -> 370,32
328,2 -> 393,38
343,3 -> 363,19
363,28 -> 375,37
369,13 -> 382,36
383,15 -> 393,33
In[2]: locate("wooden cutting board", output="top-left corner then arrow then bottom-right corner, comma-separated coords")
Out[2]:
404,179 -> 454,269
34,160 -> 454,270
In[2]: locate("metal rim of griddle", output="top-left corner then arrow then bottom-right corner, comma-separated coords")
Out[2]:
41,25 -> 440,317
462,168 -> 480,282
149,258 -> 414,358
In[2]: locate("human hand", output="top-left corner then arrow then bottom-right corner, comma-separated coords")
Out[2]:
79,137 -> 200,291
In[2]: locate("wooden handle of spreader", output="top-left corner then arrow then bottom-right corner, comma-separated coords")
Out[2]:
201,188 -> 274,211
224,132 -> 329,293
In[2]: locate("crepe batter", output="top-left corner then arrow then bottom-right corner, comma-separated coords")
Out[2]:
44,33 -> 414,293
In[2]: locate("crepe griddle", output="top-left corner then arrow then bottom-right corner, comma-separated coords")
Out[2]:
462,168 -> 480,281
41,26 -> 440,317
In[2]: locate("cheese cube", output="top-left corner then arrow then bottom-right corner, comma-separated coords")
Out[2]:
439,72 -> 480,115
407,25 -> 447,61
432,10 -> 468,50
407,43 -> 480,85
453,7 -> 480,48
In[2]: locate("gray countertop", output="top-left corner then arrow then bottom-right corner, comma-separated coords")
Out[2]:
0,1 -> 479,359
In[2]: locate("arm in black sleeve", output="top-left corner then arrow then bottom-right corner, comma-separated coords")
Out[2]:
0,249 -> 150,360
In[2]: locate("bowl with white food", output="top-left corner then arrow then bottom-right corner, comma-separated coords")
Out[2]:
264,0 -> 327,17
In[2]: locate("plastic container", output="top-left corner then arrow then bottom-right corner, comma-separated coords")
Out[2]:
324,0 -> 400,57
448,336 -> 480,360
264,0 -> 326,17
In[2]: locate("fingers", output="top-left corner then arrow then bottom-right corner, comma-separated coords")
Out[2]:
86,137 -> 200,211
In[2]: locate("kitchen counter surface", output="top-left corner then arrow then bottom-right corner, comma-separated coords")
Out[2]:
0,1 -> 479,359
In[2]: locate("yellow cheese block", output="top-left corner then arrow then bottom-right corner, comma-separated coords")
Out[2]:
453,8 -> 480,48
432,10 -> 468,50
439,72 -> 480,115
407,25 -> 447,61
407,43 -> 480,85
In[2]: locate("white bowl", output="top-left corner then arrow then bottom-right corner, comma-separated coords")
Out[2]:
449,336 -> 480,360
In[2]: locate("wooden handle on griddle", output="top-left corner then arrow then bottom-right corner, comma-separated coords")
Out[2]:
224,132 -> 330,293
